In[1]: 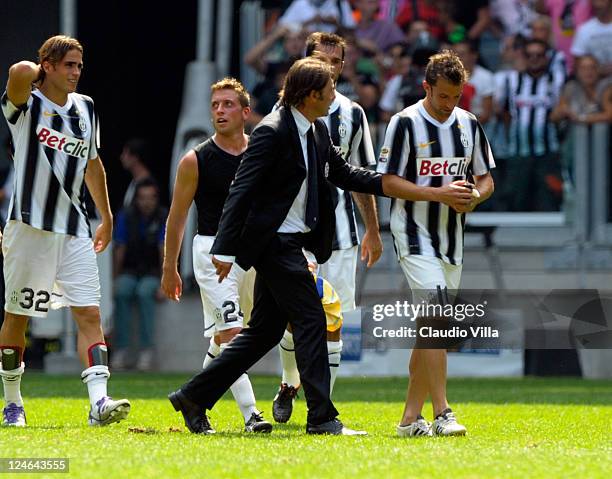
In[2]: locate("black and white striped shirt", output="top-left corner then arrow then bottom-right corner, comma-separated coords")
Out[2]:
377,100 -> 495,265
1,89 -> 99,237
499,70 -> 565,158
323,92 -> 376,250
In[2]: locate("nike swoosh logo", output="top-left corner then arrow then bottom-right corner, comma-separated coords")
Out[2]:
43,110 -> 81,119
418,140 -> 436,149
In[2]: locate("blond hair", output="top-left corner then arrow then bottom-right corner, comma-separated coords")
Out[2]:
211,77 -> 250,107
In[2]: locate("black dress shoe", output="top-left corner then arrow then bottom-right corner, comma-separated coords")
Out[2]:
306,418 -> 367,436
168,389 -> 215,434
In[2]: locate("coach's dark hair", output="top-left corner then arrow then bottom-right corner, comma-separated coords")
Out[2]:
37,35 -> 83,84
425,49 -> 467,86
279,58 -> 333,108
305,32 -> 347,60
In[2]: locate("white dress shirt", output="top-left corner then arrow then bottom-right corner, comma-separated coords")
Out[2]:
278,107 -> 313,234
214,107 -> 314,264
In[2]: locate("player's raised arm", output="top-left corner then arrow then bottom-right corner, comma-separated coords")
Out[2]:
6,61 -> 41,107
162,150 -> 198,301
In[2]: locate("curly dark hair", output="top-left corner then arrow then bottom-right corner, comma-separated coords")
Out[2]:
425,49 -> 467,86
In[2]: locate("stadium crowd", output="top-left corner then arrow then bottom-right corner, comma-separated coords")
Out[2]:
244,0 -> 612,213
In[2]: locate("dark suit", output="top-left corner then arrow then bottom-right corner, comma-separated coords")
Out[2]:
180,106 -> 384,424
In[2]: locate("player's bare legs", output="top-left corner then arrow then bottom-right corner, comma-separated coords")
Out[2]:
0,313 -> 29,426
72,306 -> 105,365
0,313 -> 29,351
400,349 -> 430,424
423,349 -> 449,417
72,306 -> 130,426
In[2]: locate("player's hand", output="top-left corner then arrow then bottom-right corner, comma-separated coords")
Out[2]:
361,229 -> 383,268
212,256 -> 233,283
161,268 -> 182,301
452,180 -> 481,213
93,221 -> 112,253
437,180 -> 476,213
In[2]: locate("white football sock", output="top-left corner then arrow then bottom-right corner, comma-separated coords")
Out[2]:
327,340 -> 343,396
81,365 -> 110,407
279,330 -> 300,388
220,343 -> 258,422
0,363 -> 25,407
203,339 -> 221,369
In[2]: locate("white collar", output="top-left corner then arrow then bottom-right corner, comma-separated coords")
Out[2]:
291,106 -> 313,136
418,100 -> 456,128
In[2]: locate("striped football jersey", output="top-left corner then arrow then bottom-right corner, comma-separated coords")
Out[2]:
1,88 -> 100,237
377,100 -> 495,265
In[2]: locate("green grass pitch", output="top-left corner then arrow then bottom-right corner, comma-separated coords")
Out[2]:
0,374 -> 610,478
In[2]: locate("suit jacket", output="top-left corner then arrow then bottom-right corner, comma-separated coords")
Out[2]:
211,106 -> 384,270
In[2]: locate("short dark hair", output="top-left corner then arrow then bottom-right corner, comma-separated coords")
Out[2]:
524,38 -> 548,52
124,138 -> 149,163
279,58 -> 333,108
305,32 -> 347,60
134,177 -> 159,196
425,49 -> 467,86
453,39 -> 480,54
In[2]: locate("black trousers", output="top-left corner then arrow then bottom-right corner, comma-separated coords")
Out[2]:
181,233 -> 339,425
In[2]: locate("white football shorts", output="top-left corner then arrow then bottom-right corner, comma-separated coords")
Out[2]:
317,245 -> 358,312
192,235 -> 255,337
3,220 -> 101,317
398,254 -> 462,305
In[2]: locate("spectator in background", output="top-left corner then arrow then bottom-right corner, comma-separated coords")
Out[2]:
354,0 -> 405,54
536,0 -> 593,73
113,179 -> 166,371
499,39 -> 565,211
396,0 -> 445,40
335,33 -> 381,120
452,40 -> 495,124
379,40 -> 439,121
449,0 -> 492,40
377,0 -> 409,19
278,0 -> 356,33
437,0 -> 467,44
571,0 -> 612,76
247,61 -> 292,131
490,0 -> 539,37
120,138 -> 154,208
244,24 -> 305,78
530,15 -> 568,78
550,54 -> 612,124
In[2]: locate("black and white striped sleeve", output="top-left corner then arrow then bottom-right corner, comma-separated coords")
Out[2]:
349,104 -> 376,168
1,90 -> 29,127
377,114 -> 409,176
472,121 -> 495,175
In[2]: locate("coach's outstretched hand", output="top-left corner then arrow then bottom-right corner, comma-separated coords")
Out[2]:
212,256 -> 232,283
93,221 -> 112,253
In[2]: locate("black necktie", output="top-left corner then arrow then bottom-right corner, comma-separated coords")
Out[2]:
305,127 -> 319,229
